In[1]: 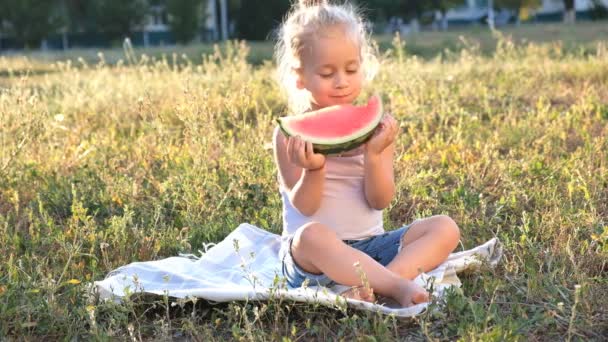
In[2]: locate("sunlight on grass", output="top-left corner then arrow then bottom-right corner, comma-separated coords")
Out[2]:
0,29 -> 607,339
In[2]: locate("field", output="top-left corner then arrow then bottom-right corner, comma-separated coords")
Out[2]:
1,23 -> 607,340
5,21 -> 608,67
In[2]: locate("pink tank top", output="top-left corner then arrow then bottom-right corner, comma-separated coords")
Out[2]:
279,152 -> 384,240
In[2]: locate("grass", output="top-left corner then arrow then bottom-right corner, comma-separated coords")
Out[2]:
1,23 -> 607,340
375,21 -> 608,58
4,21 -> 608,68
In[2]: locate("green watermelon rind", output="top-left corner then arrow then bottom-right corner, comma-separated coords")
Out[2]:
276,96 -> 383,155
311,130 -> 376,155
277,123 -> 377,155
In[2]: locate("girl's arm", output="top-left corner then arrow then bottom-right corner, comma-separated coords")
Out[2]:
364,143 -> 396,209
363,115 -> 398,209
273,126 -> 325,216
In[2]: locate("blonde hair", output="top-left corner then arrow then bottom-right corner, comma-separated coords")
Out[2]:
275,0 -> 378,114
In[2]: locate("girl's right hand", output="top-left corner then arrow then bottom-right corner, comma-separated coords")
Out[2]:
286,136 -> 326,170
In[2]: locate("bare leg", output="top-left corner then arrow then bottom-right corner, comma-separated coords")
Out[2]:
291,222 -> 429,307
386,215 -> 461,280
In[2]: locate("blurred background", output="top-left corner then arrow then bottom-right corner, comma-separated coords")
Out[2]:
0,0 -> 607,54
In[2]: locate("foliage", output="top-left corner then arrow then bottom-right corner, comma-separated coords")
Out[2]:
495,0 -> 542,11
63,0 -> 149,41
361,0 -> 430,20
93,0 -> 149,41
234,0 -> 290,40
589,0 -> 608,19
563,0 -> 575,10
0,0 -> 64,48
361,0 -> 464,23
432,0 -> 466,14
63,0 -> 97,33
431,0 -> 467,30
0,28 -> 607,339
166,0 -> 207,44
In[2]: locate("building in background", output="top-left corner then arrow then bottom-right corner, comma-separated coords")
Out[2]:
1,0 -> 606,50
140,0 -> 226,47
0,0 -> 229,50
143,0 -> 227,45
203,0 -> 229,41
443,0 -> 608,25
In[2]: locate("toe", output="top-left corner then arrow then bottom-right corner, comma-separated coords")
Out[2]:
412,290 -> 429,304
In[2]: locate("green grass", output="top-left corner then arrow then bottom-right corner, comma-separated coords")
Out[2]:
376,21 -> 608,58
1,24 -> 607,340
6,21 -> 608,68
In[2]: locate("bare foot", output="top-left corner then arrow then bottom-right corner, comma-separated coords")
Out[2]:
341,286 -> 376,302
392,279 -> 429,307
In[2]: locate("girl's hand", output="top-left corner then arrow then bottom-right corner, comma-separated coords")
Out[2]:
286,136 -> 326,170
365,114 -> 398,156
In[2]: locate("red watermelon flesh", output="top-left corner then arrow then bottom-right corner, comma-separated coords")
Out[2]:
287,96 -> 381,139
277,96 -> 383,154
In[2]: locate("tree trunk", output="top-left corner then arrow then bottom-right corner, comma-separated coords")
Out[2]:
220,0 -> 228,41
409,18 -> 420,33
441,10 -> 448,31
564,9 -> 576,23
209,0 -> 218,40
143,30 -> 149,48
564,0 -> 576,23
487,0 -> 495,30
62,31 -> 68,50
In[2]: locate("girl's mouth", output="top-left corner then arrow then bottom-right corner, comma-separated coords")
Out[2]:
331,93 -> 351,99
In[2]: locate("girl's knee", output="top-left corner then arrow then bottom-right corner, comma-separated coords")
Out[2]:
432,215 -> 460,246
293,222 -> 336,251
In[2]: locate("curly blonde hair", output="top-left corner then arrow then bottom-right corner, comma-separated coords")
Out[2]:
274,0 -> 378,114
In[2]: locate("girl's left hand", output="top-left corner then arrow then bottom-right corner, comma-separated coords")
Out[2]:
364,114 -> 398,156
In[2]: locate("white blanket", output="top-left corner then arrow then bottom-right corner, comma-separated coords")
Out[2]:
95,223 -> 502,317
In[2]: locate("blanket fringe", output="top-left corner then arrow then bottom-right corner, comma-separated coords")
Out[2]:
178,242 -> 218,260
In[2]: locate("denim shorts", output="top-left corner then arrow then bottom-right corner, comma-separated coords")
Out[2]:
280,224 -> 411,288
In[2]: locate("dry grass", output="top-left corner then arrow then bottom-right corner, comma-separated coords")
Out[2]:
0,27 -> 607,339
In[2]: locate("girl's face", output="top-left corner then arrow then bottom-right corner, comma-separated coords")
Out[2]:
297,25 -> 363,110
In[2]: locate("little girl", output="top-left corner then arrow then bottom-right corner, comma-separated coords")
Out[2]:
272,0 -> 461,307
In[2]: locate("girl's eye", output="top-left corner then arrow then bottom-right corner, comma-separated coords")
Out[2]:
347,69 -> 358,74
320,73 -> 333,78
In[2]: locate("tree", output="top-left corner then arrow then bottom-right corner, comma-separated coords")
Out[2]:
495,0 -> 542,24
0,0 -> 64,48
235,0 -> 290,40
64,0 -> 149,41
363,0 -> 425,19
563,0 -> 576,23
166,0 -> 207,43
360,0 -> 431,32
589,0 -> 608,20
431,0 -> 466,30
94,0 -> 149,42
401,1 -> 433,32
63,0 -> 97,33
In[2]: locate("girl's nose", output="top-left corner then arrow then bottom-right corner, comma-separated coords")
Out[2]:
334,73 -> 348,88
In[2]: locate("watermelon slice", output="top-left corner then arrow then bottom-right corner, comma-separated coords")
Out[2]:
277,95 -> 383,155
